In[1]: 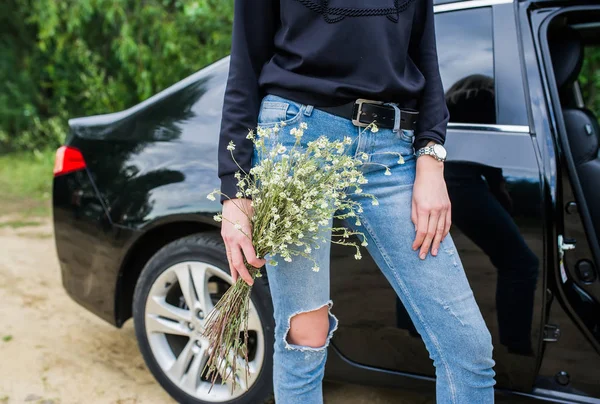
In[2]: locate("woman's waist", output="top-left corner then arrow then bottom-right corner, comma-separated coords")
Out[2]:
258,63 -> 422,109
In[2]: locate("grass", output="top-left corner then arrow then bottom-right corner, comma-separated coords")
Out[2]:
0,149 -> 55,216
0,220 -> 42,229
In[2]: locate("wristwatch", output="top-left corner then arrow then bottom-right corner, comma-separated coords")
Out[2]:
415,143 -> 447,162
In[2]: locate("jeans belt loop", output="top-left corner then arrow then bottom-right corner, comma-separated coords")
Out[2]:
383,102 -> 401,133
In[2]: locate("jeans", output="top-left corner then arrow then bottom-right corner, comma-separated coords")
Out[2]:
251,93 -> 496,404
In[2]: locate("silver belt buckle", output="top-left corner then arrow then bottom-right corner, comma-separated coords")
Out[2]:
352,98 -> 386,128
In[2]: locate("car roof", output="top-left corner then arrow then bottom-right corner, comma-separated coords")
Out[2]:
434,0 -> 595,5
433,0 -> 512,5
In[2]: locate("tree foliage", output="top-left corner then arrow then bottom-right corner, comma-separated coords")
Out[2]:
580,47 -> 600,118
1,0 -> 233,153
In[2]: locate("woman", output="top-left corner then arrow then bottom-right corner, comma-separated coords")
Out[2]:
216,0 -> 496,403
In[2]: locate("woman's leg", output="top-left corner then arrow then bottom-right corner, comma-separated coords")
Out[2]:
342,127 -> 496,403
251,101 -> 342,403
263,213 -> 338,404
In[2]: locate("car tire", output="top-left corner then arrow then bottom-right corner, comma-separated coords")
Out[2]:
132,232 -> 275,404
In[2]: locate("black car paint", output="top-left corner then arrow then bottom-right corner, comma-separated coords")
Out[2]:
52,0 -> 600,401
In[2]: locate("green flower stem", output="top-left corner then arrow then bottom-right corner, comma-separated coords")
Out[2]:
201,250 -> 265,394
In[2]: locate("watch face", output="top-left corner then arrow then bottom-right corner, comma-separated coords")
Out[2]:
433,144 -> 447,160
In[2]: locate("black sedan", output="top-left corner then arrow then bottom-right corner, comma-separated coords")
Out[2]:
52,0 -> 600,403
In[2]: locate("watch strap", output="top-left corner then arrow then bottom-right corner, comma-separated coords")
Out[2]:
415,144 -> 446,162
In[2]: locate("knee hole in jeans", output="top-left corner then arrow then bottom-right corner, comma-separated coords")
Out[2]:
283,300 -> 339,352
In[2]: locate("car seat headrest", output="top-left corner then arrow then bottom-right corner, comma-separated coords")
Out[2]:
549,26 -> 584,90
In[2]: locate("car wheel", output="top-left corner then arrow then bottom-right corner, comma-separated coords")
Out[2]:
132,232 -> 275,404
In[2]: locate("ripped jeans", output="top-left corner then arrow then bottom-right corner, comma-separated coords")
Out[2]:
251,93 -> 496,404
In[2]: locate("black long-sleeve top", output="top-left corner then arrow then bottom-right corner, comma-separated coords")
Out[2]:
217,0 -> 449,204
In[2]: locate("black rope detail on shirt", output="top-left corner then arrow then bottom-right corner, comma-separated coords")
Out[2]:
295,0 -> 416,23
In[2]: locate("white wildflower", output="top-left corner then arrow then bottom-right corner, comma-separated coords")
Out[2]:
206,192 -> 216,201
227,140 -> 235,151
219,120 -> 379,287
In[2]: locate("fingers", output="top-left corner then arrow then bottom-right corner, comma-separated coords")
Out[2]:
419,209 -> 439,259
430,211 -> 446,257
240,238 -> 267,269
229,244 -> 254,286
225,246 -> 237,283
412,208 -> 429,252
223,237 -> 265,287
443,207 -> 452,241
411,198 -> 418,230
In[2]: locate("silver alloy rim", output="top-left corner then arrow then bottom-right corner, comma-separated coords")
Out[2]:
144,261 -> 265,402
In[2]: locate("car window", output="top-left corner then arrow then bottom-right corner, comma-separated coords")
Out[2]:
580,45 -> 600,118
435,7 -> 496,124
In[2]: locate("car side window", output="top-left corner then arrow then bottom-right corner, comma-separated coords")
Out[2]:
580,45 -> 600,118
435,7 -> 496,124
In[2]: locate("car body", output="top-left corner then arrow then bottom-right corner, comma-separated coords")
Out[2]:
52,0 -> 600,402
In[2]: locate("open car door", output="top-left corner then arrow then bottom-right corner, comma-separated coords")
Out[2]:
532,3 -> 600,398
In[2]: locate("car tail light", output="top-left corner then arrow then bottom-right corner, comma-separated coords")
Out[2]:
54,146 -> 86,176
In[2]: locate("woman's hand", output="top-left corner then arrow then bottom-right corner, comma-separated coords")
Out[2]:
411,152 -> 452,259
221,198 -> 266,285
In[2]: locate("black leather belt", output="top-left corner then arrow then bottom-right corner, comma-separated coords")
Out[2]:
314,98 -> 419,131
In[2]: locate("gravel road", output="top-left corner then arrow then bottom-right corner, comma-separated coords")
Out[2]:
0,215 -> 436,404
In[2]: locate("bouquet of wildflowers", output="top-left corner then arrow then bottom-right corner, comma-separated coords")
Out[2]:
202,120 -> 401,393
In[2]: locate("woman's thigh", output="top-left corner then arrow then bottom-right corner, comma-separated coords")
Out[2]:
262,213 -> 335,337
251,94 -> 359,348
341,128 -> 492,360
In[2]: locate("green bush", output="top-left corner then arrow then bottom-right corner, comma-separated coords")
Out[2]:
580,47 -> 600,118
1,0 -> 233,154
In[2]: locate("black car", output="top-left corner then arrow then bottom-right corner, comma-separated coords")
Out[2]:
52,0 -> 600,403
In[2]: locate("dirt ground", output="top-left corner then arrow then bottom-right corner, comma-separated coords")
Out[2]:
0,215 -> 435,404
